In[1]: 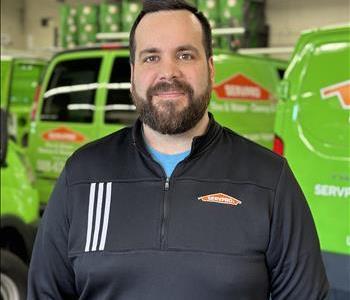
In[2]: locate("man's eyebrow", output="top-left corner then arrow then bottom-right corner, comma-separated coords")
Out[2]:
138,48 -> 160,59
138,45 -> 201,59
176,45 -> 200,55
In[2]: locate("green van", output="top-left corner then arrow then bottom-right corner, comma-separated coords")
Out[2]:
273,24 -> 350,298
1,56 -> 47,146
27,45 -> 286,205
1,108 -> 40,300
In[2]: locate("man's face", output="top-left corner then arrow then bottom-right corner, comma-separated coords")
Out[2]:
131,10 -> 214,135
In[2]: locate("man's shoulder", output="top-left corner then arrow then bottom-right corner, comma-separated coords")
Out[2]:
64,126 -> 133,180
219,126 -> 286,189
221,126 -> 282,162
74,126 -> 132,158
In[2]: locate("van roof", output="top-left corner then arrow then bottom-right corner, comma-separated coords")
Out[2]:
55,43 -> 129,55
1,54 -> 47,62
288,24 -> 349,63
213,48 -> 288,65
301,23 -> 350,36
297,24 -> 349,47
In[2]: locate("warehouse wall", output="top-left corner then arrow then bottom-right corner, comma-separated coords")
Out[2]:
1,0 -> 26,49
1,0 -> 349,52
25,0 -> 59,50
24,0 -> 101,50
266,0 -> 350,48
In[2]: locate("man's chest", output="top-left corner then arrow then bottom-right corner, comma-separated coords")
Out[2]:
67,178 -> 273,299
67,178 -> 273,255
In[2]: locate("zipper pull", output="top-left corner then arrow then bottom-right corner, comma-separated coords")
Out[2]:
164,177 -> 170,191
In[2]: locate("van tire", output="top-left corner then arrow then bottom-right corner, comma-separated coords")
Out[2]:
0,250 -> 28,300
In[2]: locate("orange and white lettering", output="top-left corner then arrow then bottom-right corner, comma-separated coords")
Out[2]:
42,127 -> 86,143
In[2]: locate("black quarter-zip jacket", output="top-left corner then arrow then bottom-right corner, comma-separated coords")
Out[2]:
28,115 -> 329,299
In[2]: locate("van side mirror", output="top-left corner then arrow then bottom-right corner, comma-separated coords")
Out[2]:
278,79 -> 290,102
0,108 -> 9,166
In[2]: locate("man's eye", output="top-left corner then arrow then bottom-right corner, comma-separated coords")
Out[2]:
144,56 -> 159,63
179,53 -> 193,60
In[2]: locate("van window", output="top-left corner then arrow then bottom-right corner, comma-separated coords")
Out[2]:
41,58 -> 101,123
104,57 -> 137,124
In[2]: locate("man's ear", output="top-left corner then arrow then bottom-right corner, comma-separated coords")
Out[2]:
208,56 -> 215,85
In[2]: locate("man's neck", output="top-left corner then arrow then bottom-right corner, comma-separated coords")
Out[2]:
142,112 -> 210,155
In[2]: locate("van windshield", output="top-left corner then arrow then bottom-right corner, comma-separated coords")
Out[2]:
104,57 -> 137,125
41,58 -> 101,123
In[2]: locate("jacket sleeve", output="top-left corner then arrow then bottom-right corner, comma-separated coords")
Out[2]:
266,160 -> 329,299
27,167 -> 77,299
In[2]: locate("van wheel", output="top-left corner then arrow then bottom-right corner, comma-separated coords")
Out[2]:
0,250 -> 27,300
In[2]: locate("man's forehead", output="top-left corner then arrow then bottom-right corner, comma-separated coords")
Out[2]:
134,10 -> 203,48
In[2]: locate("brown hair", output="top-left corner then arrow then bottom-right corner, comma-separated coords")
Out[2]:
129,0 -> 213,64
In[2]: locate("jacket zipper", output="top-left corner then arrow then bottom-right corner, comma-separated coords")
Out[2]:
134,141 -> 171,250
160,177 -> 170,249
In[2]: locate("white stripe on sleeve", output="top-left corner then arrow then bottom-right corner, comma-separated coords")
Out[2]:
99,182 -> 112,251
85,183 -> 96,252
91,183 -> 104,251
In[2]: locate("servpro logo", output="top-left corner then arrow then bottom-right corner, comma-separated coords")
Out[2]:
42,127 -> 86,143
314,184 -> 350,198
213,74 -> 271,101
321,80 -> 350,109
198,193 -> 242,206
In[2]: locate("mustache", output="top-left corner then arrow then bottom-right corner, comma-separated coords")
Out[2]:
146,79 -> 194,98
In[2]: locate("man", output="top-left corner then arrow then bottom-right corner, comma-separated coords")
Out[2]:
28,1 -> 329,299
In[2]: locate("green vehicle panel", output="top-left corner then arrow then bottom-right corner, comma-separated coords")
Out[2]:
210,50 -> 286,148
273,24 -> 350,296
1,56 -> 47,146
1,141 -> 39,224
1,108 -> 40,298
1,58 -> 12,108
28,49 -> 134,203
28,46 -> 286,204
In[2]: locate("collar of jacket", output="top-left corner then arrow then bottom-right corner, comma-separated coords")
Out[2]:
132,112 -> 223,159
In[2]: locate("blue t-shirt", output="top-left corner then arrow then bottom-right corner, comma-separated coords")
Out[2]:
147,145 -> 190,177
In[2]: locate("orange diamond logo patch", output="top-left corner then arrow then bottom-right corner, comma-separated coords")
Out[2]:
213,73 -> 271,101
42,127 -> 86,143
198,193 -> 242,206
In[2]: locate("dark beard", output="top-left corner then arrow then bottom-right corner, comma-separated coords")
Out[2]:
131,77 -> 212,135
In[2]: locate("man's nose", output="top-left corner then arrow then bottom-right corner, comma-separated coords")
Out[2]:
158,58 -> 182,81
